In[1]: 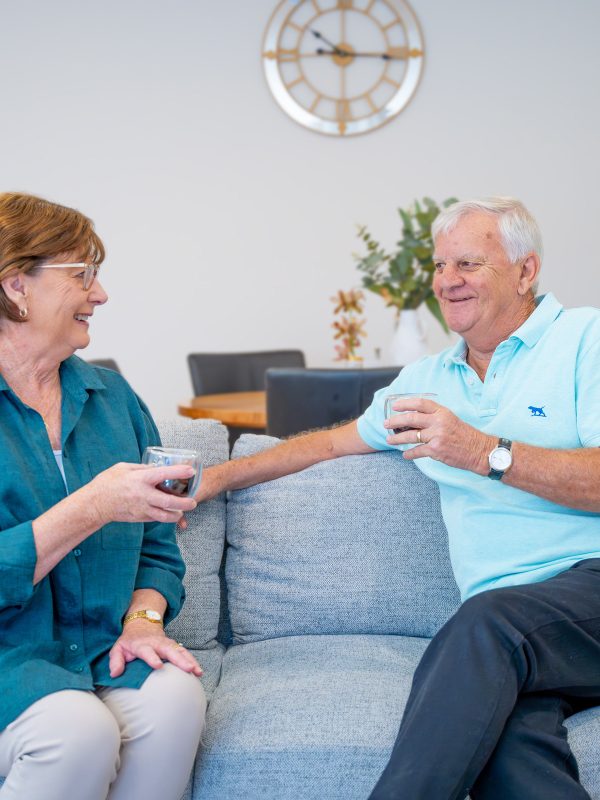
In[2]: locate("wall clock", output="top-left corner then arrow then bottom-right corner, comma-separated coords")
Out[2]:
262,0 -> 424,137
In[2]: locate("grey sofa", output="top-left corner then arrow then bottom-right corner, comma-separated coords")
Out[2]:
2,417 -> 599,798
163,418 -> 600,800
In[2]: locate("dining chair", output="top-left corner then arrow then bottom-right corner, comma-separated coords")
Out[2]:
187,350 -> 306,396
265,366 -> 401,439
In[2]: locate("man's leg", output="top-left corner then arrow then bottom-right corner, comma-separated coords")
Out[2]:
470,694 -> 590,800
368,560 -> 600,800
0,690 -> 120,800
97,663 -> 206,800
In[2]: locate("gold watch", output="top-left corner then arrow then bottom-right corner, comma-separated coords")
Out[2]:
123,609 -> 163,626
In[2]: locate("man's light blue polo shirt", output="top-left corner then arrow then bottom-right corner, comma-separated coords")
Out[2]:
358,293 -> 600,601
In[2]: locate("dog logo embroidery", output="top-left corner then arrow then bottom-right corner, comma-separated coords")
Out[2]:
528,405 -> 546,417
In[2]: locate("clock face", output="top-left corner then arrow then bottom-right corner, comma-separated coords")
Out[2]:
262,0 -> 424,136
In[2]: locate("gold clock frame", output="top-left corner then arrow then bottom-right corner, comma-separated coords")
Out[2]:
262,0 -> 424,137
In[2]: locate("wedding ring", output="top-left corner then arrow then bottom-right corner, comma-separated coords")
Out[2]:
174,642 -> 184,649
416,430 -> 422,444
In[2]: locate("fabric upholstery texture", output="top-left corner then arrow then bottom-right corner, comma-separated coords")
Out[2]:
227,434 -> 461,643
193,634 -> 428,799
160,418 -> 229,650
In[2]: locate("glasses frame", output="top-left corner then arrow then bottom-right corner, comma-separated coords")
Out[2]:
38,262 -> 100,291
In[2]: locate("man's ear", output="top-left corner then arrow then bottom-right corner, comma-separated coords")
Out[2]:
517,253 -> 541,295
0,273 -> 28,304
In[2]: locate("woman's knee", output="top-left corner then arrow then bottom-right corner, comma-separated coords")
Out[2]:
47,691 -> 121,767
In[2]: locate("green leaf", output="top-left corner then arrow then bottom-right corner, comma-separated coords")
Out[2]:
425,295 -> 449,333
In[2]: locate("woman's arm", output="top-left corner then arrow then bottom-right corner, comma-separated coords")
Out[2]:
108,588 -> 202,678
31,462 -> 197,584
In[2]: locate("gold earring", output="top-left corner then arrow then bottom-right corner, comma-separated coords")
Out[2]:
19,307 -> 28,319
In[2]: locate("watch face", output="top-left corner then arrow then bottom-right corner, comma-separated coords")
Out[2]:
146,610 -> 162,621
489,447 -> 512,471
263,0 -> 424,136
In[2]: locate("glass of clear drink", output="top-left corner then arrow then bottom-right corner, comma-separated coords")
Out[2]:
142,447 -> 202,497
384,393 -> 438,434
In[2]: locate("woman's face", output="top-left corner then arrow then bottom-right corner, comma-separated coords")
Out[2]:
25,257 -> 108,358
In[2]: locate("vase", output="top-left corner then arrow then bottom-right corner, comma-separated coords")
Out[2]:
389,309 -> 428,366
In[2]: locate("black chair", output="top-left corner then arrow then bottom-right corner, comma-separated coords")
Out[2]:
266,366 -> 401,439
87,358 -> 121,373
187,350 -> 306,396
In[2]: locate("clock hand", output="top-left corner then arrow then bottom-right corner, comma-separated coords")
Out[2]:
315,48 -> 418,60
310,29 -> 350,57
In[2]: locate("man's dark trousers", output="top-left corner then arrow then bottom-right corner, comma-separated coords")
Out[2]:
368,560 -> 600,800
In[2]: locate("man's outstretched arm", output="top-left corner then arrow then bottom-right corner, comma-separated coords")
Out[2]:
195,420 -> 375,502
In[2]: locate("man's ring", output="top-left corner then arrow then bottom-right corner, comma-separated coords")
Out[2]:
416,430 -> 422,444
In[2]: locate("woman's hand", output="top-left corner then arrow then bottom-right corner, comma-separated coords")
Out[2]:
108,620 -> 203,678
86,462 -> 198,528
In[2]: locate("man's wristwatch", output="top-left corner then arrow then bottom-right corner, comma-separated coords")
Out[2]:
123,609 -> 163,626
488,438 -> 513,480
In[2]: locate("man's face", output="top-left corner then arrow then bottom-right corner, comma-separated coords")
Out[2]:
432,212 -> 528,344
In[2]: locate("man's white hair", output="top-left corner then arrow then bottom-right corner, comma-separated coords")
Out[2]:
432,197 -> 544,265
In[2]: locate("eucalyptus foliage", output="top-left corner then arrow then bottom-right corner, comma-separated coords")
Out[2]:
354,196 -> 458,333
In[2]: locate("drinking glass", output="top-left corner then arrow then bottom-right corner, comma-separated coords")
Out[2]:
384,393 -> 438,434
142,447 -> 202,497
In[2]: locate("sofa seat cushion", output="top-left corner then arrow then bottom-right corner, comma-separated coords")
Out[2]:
192,633 -> 600,800
193,634 -> 428,799
566,706 -> 600,796
227,435 -> 461,644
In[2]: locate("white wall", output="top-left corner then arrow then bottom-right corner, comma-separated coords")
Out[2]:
1,0 -> 598,417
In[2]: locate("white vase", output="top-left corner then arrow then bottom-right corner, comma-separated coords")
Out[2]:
389,309 -> 428,366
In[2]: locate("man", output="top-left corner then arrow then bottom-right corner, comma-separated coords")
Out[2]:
197,197 -> 600,799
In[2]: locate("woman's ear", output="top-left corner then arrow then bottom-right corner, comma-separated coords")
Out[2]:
517,253 -> 541,295
0,273 -> 28,304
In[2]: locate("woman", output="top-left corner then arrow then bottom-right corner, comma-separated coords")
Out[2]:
0,192 -> 206,799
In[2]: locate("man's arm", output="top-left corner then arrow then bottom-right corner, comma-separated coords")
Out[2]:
388,398 -> 600,512
196,420 -> 375,502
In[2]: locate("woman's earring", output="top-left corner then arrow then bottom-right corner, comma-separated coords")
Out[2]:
19,307 -> 28,319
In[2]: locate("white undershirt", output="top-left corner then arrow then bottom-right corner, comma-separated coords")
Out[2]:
53,449 -> 68,491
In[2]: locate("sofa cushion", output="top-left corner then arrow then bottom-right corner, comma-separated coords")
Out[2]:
193,634 -> 427,799
158,418 -> 229,650
566,706 -> 600,795
226,434 -> 461,642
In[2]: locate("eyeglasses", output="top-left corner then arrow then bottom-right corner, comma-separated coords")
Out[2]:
38,262 -> 100,291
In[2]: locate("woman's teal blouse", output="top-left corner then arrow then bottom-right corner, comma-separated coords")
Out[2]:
0,356 -> 185,730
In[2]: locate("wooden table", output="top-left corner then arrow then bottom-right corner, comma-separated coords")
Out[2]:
178,391 -> 267,429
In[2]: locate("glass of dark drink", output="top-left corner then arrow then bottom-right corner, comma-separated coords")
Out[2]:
142,447 -> 202,497
384,393 -> 438,434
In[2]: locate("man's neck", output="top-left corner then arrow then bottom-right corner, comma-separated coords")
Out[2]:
464,294 -> 537,381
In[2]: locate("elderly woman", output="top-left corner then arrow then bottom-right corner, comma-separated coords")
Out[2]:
0,193 -> 206,799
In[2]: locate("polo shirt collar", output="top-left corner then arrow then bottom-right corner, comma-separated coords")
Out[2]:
508,292 -> 563,348
442,292 -> 563,368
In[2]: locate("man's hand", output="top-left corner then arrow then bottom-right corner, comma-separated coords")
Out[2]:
384,397 -> 494,474
109,620 -> 203,678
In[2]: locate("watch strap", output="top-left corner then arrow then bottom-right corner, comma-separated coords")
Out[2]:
123,609 -> 163,625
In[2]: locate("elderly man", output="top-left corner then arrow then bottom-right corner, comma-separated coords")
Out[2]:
197,197 -> 600,799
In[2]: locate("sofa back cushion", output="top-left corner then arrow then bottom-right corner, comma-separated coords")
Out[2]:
226,435 -> 461,643
157,418 -> 229,649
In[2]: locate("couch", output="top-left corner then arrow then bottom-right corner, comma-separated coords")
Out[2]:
163,417 -> 600,800
3,417 -> 600,798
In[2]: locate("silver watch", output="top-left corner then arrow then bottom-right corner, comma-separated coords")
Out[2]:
488,438 -> 513,480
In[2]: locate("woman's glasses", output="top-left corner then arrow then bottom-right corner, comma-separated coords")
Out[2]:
38,262 -> 100,291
